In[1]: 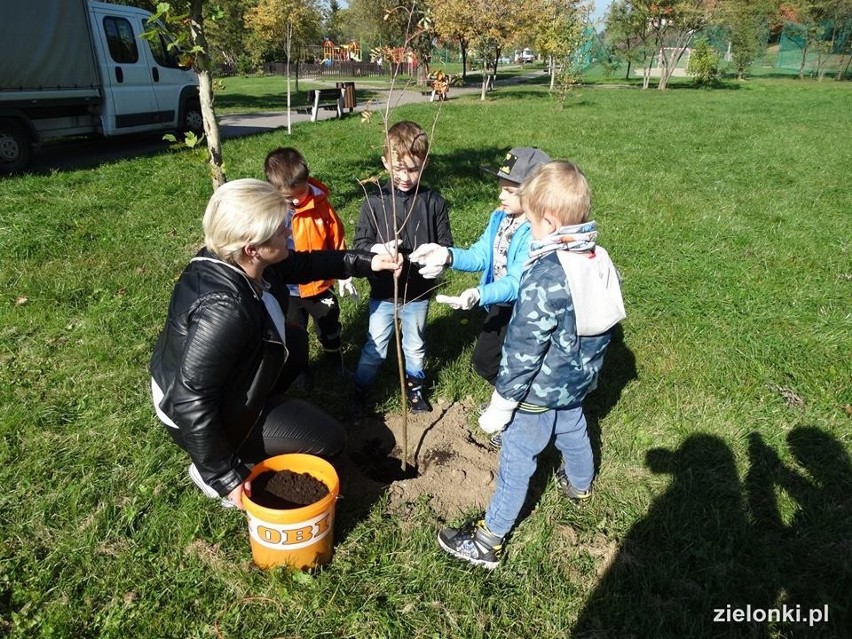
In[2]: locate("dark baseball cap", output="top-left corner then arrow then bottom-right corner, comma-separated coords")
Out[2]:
481,147 -> 551,184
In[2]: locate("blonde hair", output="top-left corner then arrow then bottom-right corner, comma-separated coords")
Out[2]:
384,120 -> 429,163
202,179 -> 288,265
520,161 -> 591,226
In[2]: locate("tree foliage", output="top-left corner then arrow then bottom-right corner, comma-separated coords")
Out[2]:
429,0 -> 478,80
719,0 -> 776,79
243,0 -> 323,65
604,0 -> 721,89
687,36 -> 721,83
530,0 -> 591,95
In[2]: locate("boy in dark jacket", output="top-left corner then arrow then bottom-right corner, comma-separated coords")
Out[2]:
438,161 -> 625,568
353,121 -> 453,412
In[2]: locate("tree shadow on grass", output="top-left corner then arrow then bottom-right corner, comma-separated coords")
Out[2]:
571,428 -> 851,638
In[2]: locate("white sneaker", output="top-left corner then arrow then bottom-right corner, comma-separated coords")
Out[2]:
188,463 -> 236,508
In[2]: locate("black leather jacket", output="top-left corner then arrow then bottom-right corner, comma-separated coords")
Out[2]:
150,247 -> 373,496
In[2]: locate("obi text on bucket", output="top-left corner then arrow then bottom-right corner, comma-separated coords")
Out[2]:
248,511 -> 332,550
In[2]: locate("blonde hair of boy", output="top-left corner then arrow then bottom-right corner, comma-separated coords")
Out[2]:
203,178 -> 288,265
384,120 -> 429,163
520,161 -> 591,227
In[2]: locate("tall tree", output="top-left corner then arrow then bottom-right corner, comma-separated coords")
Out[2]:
651,0 -> 720,90
430,0 -> 531,98
604,0 -> 721,89
324,0 -> 347,44
831,0 -> 852,79
244,0 -> 323,66
529,0 -> 591,92
604,0 -> 657,81
346,0 -> 410,47
429,0 -> 476,81
719,0 -> 776,80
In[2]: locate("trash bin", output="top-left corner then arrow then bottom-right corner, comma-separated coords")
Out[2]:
336,81 -> 356,112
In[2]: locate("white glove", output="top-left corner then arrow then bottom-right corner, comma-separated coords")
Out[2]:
418,263 -> 445,279
456,288 -> 480,310
337,278 -> 358,301
409,243 -> 449,267
370,239 -> 400,255
435,288 -> 480,310
478,390 -> 518,434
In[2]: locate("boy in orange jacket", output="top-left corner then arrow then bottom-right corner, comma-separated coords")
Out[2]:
264,147 -> 357,380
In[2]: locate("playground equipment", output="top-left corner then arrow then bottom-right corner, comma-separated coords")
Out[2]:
322,38 -> 361,62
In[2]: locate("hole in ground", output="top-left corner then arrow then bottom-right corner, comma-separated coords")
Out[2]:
350,437 -> 419,482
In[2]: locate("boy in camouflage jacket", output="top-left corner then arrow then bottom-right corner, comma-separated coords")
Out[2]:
438,161 -> 625,569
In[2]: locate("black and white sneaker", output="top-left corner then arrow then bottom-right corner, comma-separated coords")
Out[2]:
438,520 -> 504,569
188,463 -> 236,508
554,465 -> 592,505
488,432 -> 503,449
405,376 -> 432,413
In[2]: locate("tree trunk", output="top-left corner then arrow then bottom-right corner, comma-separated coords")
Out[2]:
836,53 -> 851,80
658,43 -> 690,91
460,40 -> 468,83
189,0 -> 225,189
642,61 -> 652,89
798,42 -> 809,80
625,59 -> 632,80
550,56 -> 556,90
285,23 -> 292,135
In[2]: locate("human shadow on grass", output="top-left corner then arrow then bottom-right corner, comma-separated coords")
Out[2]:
571,428 -> 851,639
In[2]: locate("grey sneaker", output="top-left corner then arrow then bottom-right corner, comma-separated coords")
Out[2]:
488,432 -> 503,449
554,466 -> 592,504
188,463 -> 236,508
438,520 -> 504,569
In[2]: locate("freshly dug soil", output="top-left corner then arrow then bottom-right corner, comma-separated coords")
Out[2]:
250,470 -> 329,510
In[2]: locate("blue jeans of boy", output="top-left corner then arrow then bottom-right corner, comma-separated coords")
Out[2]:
355,298 -> 429,388
484,406 -> 593,537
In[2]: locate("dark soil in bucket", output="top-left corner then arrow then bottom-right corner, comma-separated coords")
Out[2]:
350,437 -> 418,483
251,470 -> 329,510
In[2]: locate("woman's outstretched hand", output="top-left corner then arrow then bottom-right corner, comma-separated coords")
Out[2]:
371,252 -> 404,276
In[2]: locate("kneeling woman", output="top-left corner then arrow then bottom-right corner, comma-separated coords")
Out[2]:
150,179 -> 400,509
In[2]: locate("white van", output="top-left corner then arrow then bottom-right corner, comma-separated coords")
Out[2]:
0,0 -> 201,173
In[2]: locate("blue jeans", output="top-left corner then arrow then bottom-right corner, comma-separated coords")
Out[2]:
484,406 -> 593,537
355,298 -> 429,388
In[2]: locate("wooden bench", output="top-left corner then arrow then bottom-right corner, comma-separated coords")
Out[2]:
296,88 -> 344,122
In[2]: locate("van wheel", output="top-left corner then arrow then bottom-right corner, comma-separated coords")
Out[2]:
182,100 -> 204,135
0,120 -> 32,174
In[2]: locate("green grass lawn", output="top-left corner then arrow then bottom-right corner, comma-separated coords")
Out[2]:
1,78 -> 850,638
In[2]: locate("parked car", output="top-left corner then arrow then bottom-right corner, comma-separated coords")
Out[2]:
515,48 -> 535,64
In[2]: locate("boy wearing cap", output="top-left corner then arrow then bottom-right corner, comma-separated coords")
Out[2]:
437,161 -> 625,569
410,147 -> 551,402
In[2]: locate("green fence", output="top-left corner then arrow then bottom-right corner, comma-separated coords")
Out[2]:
776,21 -> 851,77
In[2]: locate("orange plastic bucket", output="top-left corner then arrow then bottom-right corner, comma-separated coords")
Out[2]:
242,453 -> 339,570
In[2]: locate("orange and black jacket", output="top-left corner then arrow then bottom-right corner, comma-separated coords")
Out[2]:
290,178 -> 347,298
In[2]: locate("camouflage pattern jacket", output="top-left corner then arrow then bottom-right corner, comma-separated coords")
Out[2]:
495,252 -> 612,409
